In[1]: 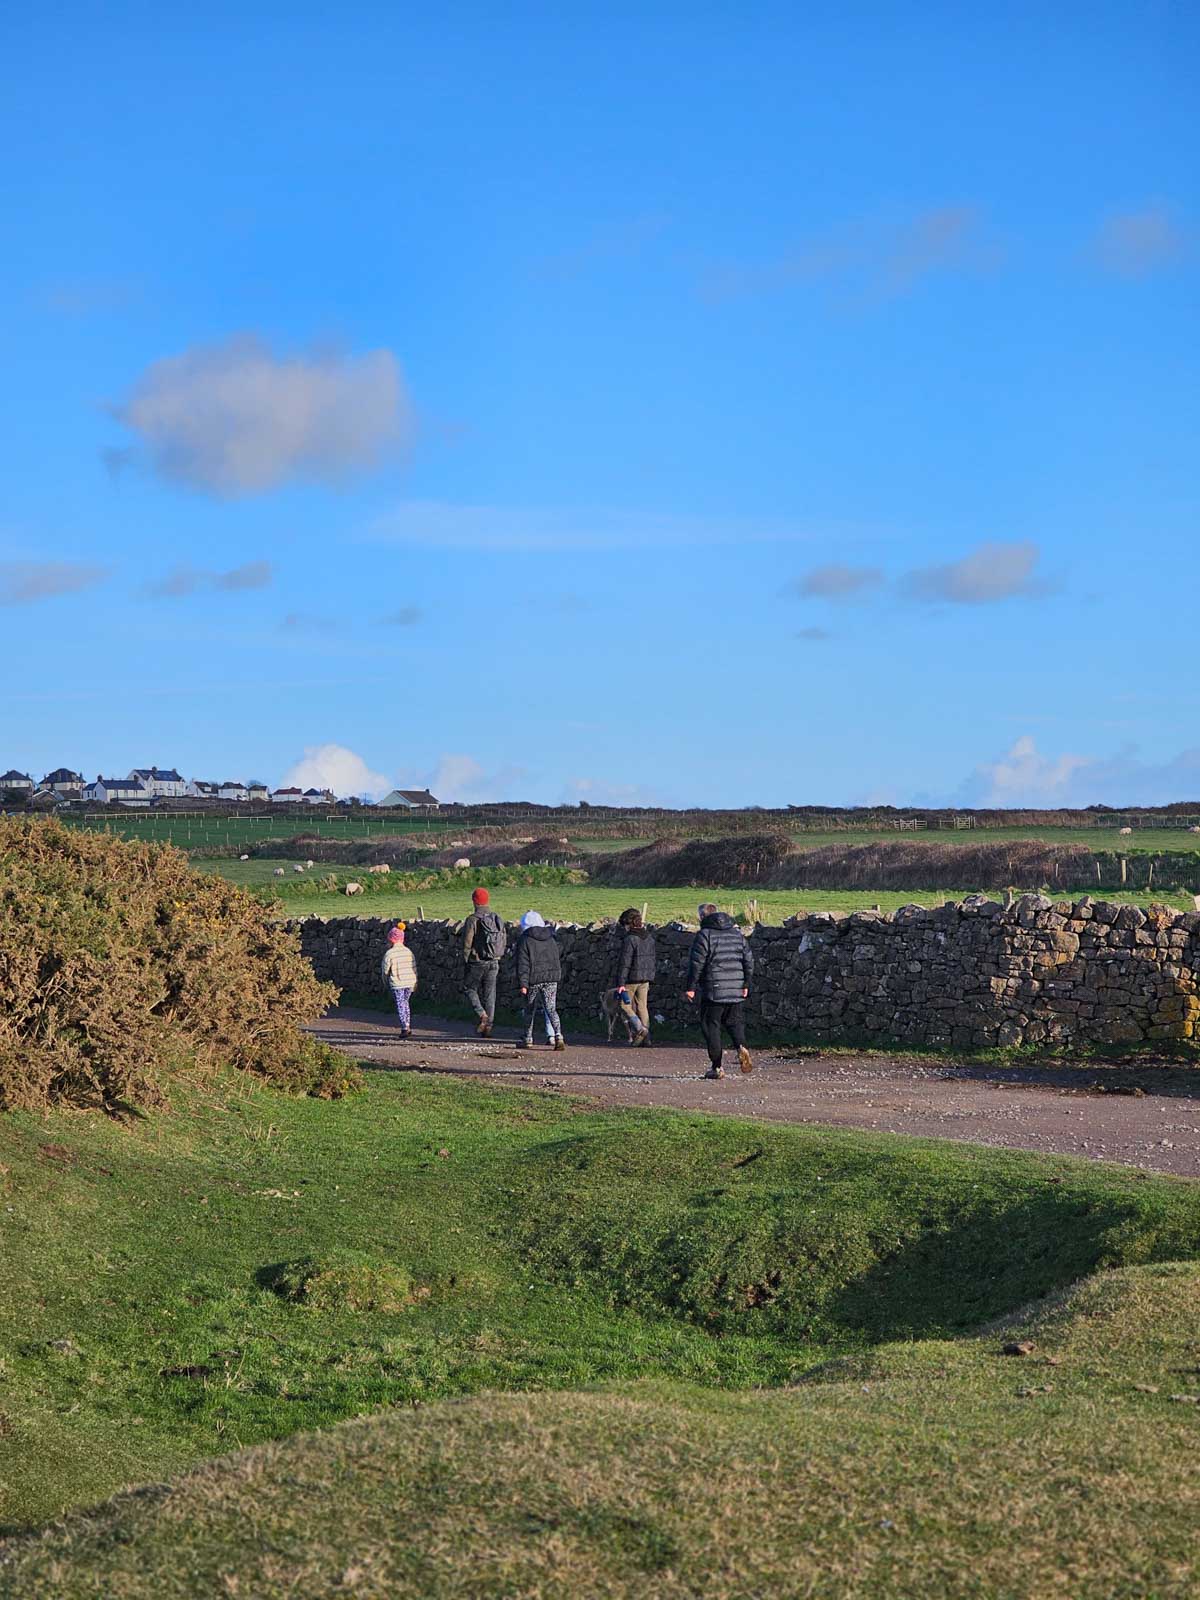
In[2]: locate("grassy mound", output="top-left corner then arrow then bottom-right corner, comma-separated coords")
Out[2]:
267,1251 -> 416,1313
5,1264 -> 1199,1598
3,1068 -> 1199,1544
0,818 -> 357,1110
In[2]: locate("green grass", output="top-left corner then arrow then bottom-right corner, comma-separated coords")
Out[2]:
61,812 -> 454,851
3,1069 -> 1200,1567
192,860 -> 1199,922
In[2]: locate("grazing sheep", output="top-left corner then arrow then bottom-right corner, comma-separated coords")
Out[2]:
305,859 -> 315,868
453,857 -> 471,870
1190,826 -> 1200,835
239,854 -> 250,861
1119,826 -> 1133,836
273,867 -> 285,877
367,864 -> 391,875
344,882 -> 364,896
292,863 -> 305,873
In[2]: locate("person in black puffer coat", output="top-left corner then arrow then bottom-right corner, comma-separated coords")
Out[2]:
615,907 -> 656,1045
516,911 -> 565,1051
685,904 -> 754,1079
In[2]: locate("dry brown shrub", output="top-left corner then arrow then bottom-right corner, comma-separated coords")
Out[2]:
0,818 -> 360,1113
590,835 -> 794,887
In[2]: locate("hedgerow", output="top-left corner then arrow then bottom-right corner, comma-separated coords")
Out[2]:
0,818 -> 360,1112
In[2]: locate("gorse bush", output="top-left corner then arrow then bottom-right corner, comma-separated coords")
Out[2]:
0,818 -> 360,1111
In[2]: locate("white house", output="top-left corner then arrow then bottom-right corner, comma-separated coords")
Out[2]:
303,787 -> 334,805
378,788 -> 440,809
41,768 -> 84,797
271,787 -> 304,803
218,781 -> 249,802
0,770 -> 34,794
93,776 -> 151,807
187,780 -> 219,799
246,782 -> 270,803
129,767 -> 189,800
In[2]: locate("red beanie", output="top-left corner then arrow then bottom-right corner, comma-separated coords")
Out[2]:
472,887 -> 489,906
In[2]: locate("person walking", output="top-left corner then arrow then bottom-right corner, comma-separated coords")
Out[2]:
381,923 -> 417,1039
516,910 -> 565,1051
614,907 -> 655,1046
685,903 -> 754,1079
461,887 -> 506,1037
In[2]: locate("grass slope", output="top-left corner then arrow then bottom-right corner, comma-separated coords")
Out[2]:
3,1070 -> 1200,1545
5,1265 -> 1200,1597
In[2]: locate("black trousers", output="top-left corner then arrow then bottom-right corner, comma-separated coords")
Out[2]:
701,1000 -> 745,1066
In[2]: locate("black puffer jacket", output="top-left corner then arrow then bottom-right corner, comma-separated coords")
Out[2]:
517,924 -> 561,988
617,928 -> 657,986
685,912 -> 753,1003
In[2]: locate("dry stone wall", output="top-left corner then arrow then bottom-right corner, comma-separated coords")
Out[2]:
290,895 -> 1200,1049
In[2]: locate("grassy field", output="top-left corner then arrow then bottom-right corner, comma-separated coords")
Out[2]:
2,1071 -> 1200,1595
59,813 -> 1200,856
192,859 -> 1199,921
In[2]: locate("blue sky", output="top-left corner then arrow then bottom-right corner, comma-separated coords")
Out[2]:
2,1 -> 1196,806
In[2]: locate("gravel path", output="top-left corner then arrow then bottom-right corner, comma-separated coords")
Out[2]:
313,1008 -> 1200,1179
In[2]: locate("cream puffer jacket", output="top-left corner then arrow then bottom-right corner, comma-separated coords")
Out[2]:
381,944 -> 418,990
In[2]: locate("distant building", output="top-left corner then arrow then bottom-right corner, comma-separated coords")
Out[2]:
246,782 -> 270,803
41,768 -> 84,796
187,780 -> 220,799
129,767 -> 188,800
0,770 -> 34,794
218,781 -> 249,802
378,789 -> 440,809
303,787 -> 334,805
93,776 -> 151,807
271,787 -> 304,803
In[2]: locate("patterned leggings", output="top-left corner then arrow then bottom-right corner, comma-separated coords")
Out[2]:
390,987 -> 412,1030
523,982 -> 561,1042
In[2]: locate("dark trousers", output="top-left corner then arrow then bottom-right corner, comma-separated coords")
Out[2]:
464,960 -> 499,1022
701,1000 -> 745,1067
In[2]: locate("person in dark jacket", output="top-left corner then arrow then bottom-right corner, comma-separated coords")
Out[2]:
685,903 -> 754,1078
461,887 -> 505,1037
615,907 -> 656,1046
516,910 -> 565,1051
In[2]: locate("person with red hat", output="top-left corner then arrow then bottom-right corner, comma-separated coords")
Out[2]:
460,886 -> 506,1036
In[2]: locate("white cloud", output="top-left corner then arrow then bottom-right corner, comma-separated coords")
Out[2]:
282,743 -> 390,800
368,501 -> 833,553
0,560 -> 109,605
959,735 -> 1200,807
111,335 -> 410,497
904,540 -> 1045,604
1093,205 -> 1186,278
390,753 -> 527,804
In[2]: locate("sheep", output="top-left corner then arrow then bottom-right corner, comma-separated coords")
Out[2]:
239,854 -> 250,861
305,859 -> 315,869
1119,826 -> 1133,836
273,867 -> 285,877
344,882 -> 364,896
453,857 -> 471,870
367,864 -> 391,875
292,863 -> 305,873
1190,826 -> 1200,835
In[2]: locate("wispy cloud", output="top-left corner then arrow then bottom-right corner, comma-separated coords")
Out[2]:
902,540 -> 1046,605
368,501 -> 833,553
562,775 -> 662,806
0,560 -> 109,606
394,753 -> 528,804
37,277 -> 142,317
785,563 -> 883,601
145,560 -> 273,598
795,626 -> 831,642
699,205 -> 993,306
109,335 -> 411,497
959,734 -> 1200,807
1093,205 -> 1186,278
280,612 -> 336,634
380,606 -> 423,626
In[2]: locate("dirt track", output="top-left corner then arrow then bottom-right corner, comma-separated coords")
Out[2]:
313,1008 -> 1200,1179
